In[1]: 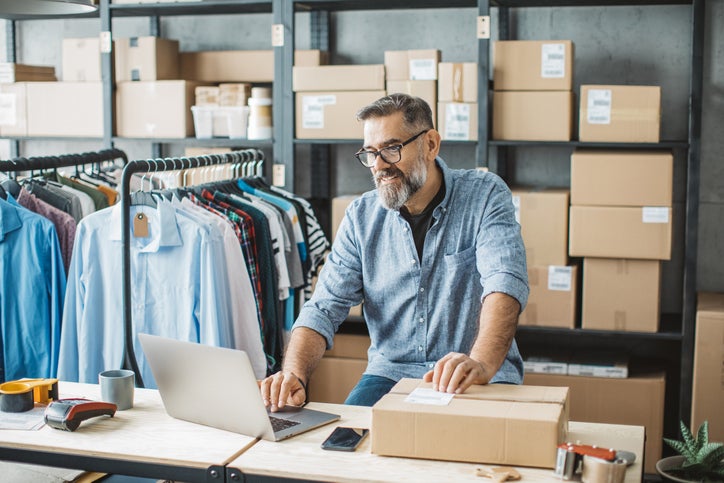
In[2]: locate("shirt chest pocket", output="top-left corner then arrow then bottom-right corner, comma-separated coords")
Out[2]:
443,245 -> 476,271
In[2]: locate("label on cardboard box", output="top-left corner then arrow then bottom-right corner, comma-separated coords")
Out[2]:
541,43 -> 566,78
302,94 -> 336,129
444,103 -> 471,140
0,93 -> 17,126
548,266 -> 573,291
409,59 -> 437,80
642,207 -> 670,223
404,388 -> 454,406
587,89 -> 612,124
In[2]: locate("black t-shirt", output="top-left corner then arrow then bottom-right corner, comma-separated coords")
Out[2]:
400,179 -> 446,261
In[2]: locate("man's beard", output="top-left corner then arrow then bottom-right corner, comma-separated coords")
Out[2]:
373,152 -> 428,211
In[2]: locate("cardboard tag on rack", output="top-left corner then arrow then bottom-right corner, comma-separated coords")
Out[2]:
133,212 -> 149,238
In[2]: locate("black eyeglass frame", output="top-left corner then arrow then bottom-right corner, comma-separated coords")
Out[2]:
354,129 -> 430,168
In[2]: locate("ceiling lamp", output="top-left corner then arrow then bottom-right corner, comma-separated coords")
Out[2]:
0,0 -> 98,18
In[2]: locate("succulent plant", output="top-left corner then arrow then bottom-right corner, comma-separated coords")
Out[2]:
663,421 -> 724,482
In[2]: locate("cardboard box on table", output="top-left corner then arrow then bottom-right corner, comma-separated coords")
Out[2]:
372,379 -> 569,468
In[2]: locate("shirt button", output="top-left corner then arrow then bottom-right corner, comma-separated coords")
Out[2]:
419,287 -> 425,293
411,259 -> 416,265
419,317 -> 424,324
418,345 -> 423,352
428,363 -> 434,368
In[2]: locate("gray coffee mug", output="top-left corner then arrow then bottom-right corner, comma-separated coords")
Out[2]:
99,369 -> 135,410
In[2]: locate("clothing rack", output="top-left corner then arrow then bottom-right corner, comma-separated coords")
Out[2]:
119,149 -> 266,387
0,148 -> 128,175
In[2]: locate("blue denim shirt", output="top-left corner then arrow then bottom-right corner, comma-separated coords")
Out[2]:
294,157 -> 528,383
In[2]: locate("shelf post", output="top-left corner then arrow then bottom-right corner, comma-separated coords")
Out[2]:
680,0 -> 705,429
476,0 -> 490,171
273,0 -> 295,191
100,0 -> 114,149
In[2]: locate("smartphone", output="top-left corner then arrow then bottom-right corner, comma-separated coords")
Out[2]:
320,426 -> 369,451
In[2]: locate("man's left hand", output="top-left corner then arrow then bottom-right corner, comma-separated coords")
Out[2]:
422,352 -> 490,394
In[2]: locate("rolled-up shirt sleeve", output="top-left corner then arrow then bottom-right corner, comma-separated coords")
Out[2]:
293,205 -> 364,349
475,176 -> 529,310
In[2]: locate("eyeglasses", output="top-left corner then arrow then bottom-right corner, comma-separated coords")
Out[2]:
354,129 -> 430,168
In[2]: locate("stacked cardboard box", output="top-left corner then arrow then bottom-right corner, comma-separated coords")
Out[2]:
308,333 -> 370,404
330,195 -> 363,318
579,85 -> 661,143
383,50 -> 440,131
492,40 -> 574,141
524,372 -> 665,474
437,62 -> 477,140
691,292 -> 724,443
0,63 -> 56,83
569,150 -> 673,332
294,65 -> 385,139
512,188 -> 577,329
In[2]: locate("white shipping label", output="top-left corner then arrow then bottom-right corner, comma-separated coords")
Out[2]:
512,195 -> 521,224
541,43 -> 566,78
548,266 -> 573,291
404,387 -> 454,406
642,207 -> 670,223
301,95 -> 336,129
444,103 -> 471,140
0,93 -> 17,126
587,89 -> 612,124
409,59 -> 437,80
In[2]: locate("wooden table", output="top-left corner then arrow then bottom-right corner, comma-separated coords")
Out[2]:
0,384 -> 645,483
227,402 -> 646,483
0,382 -> 255,482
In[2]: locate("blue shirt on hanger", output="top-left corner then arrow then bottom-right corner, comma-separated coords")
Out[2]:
58,201 -> 233,388
0,195 -> 65,381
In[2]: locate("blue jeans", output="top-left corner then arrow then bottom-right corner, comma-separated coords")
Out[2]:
344,374 -> 397,406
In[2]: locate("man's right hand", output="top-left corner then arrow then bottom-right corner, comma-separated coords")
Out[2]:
259,371 -> 307,412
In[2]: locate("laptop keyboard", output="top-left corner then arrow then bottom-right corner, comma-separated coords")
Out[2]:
269,416 -> 302,433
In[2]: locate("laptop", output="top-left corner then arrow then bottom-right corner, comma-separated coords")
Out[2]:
138,333 -> 340,441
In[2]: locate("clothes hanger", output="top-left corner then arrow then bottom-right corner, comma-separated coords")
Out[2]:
129,160 -> 158,208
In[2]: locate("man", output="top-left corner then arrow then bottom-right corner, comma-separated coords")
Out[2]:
261,93 -> 528,410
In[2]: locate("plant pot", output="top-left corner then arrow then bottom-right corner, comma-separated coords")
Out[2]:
656,455 -> 698,483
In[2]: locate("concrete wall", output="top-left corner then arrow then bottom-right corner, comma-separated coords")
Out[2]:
1,2 -> 722,302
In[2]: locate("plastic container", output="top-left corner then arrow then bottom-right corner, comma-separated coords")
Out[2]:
191,105 -> 249,139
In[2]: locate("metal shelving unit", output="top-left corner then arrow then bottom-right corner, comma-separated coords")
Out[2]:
3,0 -> 704,455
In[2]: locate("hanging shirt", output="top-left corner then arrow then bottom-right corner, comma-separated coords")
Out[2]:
59,202 -> 233,388
0,195 -> 65,381
17,187 -> 77,273
175,197 -> 266,378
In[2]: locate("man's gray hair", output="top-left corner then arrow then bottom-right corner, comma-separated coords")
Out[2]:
356,93 -> 434,133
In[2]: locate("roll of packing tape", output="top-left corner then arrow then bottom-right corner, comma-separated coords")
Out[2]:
248,97 -> 272,107
0,388 -> 34,412
581,455 -> 627,483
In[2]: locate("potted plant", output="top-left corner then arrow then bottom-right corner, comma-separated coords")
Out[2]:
656,420 -> 724,482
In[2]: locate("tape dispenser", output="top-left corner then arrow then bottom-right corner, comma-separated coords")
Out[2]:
0,378 -> 59,412
555,443 -> 635,483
